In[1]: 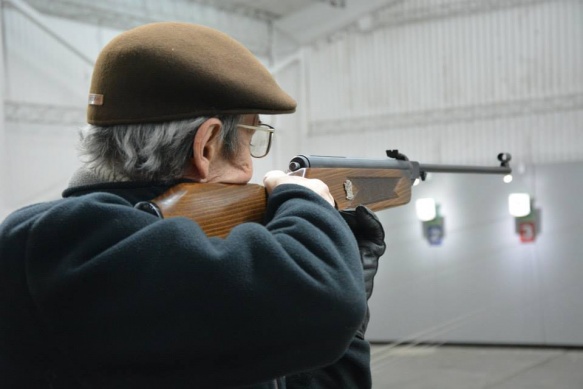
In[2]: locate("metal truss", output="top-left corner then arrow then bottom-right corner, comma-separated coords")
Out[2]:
371,0 -> 553,31
8,93 -> 581,130
4,101 -> 86,126
22,0 -> 275,25
309,93 -> 583,135
316,0 -> 346,7
21,0 -> 161,30
19,0 -> 272,55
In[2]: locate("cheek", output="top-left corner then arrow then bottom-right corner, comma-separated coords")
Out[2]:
238,152 -> 253,175
230,141 -> 254,177
231,132 -> 254,174
239,134 -> 254,164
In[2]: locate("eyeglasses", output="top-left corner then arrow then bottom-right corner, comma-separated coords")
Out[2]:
237,123 -> 275,158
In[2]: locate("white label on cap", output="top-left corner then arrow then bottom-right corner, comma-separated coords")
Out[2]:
88,93 -> 104,106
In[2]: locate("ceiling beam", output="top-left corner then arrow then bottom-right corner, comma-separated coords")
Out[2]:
20,0 -> 272,57
274,0 -> 401,45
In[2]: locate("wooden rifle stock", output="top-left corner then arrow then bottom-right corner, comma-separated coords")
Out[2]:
139,168 -> 412,238
138,151 -> 511,238
141,182 -> 268,238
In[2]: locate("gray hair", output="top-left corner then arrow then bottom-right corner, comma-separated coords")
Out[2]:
78,115 -> 241,182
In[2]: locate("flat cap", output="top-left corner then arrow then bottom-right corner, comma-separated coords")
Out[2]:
87,22 -> 297,125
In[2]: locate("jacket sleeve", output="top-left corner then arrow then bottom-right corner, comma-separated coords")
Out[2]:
285,335 -> 372,389
17,184 -> 367,387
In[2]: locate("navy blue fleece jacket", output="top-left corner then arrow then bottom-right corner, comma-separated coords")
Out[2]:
0,182 -> 370,388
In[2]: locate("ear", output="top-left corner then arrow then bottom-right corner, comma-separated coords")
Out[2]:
191,118 -> 223,181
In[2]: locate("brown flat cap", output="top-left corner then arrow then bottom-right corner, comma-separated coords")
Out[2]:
87,22 -> 297,125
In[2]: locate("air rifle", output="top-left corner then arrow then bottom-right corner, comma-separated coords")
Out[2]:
135,150 -> 512,237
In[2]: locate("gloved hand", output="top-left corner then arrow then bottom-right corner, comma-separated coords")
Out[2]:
340,206 -> 386,338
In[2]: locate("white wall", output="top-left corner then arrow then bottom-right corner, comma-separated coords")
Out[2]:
252,52 -> 309,183
0,5 -> 121,218
296,0 -> 583,167
366,160 -> 583,346
270,0 -> 583,346
1,0 -> 582,346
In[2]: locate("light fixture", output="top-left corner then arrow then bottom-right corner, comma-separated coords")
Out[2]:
508,193 -> 531,217
508,193 -> 540,243
503,174 -> 513,183
416,198 -> 436,222
416,199 -> 445,245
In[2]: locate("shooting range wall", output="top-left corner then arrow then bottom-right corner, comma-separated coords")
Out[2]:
273,0 -> 583,167
0,3 -> 119,219
1,0 -> 582,346
271,0 -> 583,346
366,160 -> 583,346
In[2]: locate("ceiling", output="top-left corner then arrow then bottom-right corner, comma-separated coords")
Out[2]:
182,0 -> 345,20
21,0 -> 349,25
17,0 -> 398,58
26,0 -> 532,63
16,0 -> 547,49
19,0 -> 394,40
15,0 -> 534,60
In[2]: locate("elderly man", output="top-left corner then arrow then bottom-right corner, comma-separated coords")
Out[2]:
0,22 -> 385,388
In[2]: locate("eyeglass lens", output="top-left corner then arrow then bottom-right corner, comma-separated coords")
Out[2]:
250,128 -> 271,158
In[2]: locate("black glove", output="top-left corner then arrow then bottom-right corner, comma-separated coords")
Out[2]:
340,206 -> 386,337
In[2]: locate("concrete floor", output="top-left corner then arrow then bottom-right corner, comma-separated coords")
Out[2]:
370,344 -> 583,389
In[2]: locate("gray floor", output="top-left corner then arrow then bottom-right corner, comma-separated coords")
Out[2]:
370,344 -> 583,389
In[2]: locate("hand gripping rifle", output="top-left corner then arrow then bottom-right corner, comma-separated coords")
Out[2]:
135,150 -> 512,238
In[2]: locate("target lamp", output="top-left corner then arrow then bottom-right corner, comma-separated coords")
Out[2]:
508,193 -> 531,217
416,198 -> 437,222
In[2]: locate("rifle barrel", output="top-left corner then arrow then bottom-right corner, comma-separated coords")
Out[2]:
289,154 -> 512,180
289,155 -> 411,170
420,164 -> 511,175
